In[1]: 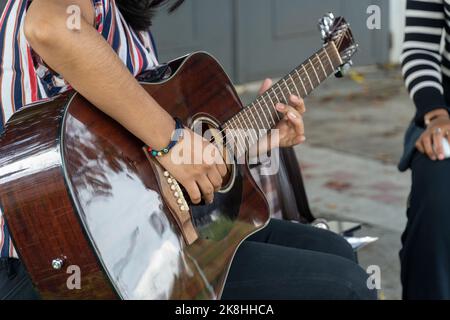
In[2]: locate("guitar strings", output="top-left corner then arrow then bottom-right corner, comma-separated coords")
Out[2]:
217,48 -> 336,153
211,47 -> 339,155
230,47 -> 336,130
186,32 -> 349,157
243,47 -> 338,127
213,46 -> 341,153
249,24 -> 349,121
224,29 -> 351,154
244,45 -> 341,127
226,30 -> 351,154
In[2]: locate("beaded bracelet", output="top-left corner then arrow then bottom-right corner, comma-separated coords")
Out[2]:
147,118 -> 184,157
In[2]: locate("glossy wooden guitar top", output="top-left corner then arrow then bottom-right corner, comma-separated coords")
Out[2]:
0,52 -> 270,299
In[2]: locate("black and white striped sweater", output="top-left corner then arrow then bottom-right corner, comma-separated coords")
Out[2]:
401,0 -> 450,125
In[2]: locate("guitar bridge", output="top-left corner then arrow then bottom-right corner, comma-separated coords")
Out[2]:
143,147 -> 199,245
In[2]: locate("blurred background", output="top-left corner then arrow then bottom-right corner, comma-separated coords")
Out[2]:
152,0 -> 410,299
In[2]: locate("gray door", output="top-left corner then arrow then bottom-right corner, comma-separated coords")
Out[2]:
235,0 -> 390,83
151,0 -> 235,77
151,0 -> 390,84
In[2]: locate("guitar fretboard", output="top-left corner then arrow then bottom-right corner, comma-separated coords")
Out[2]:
224,42 -> 342,158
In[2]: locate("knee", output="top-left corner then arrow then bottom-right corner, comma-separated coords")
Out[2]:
316,228 -> 356,262
336,260 -> 378,300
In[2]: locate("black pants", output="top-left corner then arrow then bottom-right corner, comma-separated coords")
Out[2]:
0,220 -> 375,300
222,219 -> 377,300
400,152 -> 450,300
0,258 -> 40,300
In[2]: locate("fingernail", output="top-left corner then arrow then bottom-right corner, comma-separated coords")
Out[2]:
440,154 -> 445,160
277,104 -> 285,110
288,112 -> 297,119
301,136 -> 306,142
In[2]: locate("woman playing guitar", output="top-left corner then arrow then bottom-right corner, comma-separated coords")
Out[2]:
0,0 -> 376,300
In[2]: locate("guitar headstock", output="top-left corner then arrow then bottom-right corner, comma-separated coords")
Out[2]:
318,13 -> 358,77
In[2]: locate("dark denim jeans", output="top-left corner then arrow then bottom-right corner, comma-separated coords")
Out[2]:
222,219 -> 377,300
0,258 -> 40,300
400,152 -> 450,299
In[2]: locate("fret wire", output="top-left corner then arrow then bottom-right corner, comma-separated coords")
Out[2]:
249,97 -> 270,131
247,106 -> 263,138
238,111 -> 256,146
224,129 -> 239,158
274,44 -> 339,99
314,55 -> 326,81
240,108 -> 259,144
222,44 -> 341,147
265,87 -> 282,125
290,69 -> 308,96
262,92 -> 279,123
277,82 -> 288,103
286,76 -> 300,98
233,118 -> 247,157
268,86 -> 281,105
252,102 -> 267,134
330,42 -> 344,66
283,78 -> 292,99
237,110 -> 258,145
289,74 -> 302,99
292,47 -> 335,92
302,64 -> 314,91
316,53 -> 327,78
246,107 -> 262,141
245,99 -> 268,134
256,97 -> 273,129
324,46 -> 334,71
309,59 -> 321,84
325,44 -> 339,71
254,45 -> 338,108
227,129 -> 244,159
230,117 -> 246,156
294,69 -> 308,97
267,50 -> 332,106
236,109 -> 253,143
256,95 -> 274,128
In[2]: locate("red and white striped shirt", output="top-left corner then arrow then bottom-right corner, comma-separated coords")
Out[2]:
0,0 -> 159,258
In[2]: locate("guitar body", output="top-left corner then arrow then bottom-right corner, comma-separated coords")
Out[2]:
0,52 -> 270,299
0,14 -> 357,299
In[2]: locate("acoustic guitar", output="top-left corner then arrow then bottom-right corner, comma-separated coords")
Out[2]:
0,14 -> 357,299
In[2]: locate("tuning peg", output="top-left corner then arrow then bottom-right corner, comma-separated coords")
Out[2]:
325,12 -> 335,21
318,19 -> 331,40
319,12 -> 337,42
320,28 -> 328,41
322,13 -> 335,28
335,61 -> 353,78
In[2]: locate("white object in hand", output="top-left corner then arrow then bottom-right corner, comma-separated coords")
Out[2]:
441,138 -> 450,159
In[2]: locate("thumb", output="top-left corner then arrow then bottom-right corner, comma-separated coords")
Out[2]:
259,78 -> 273,95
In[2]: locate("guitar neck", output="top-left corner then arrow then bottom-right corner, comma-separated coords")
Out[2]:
224,42 -> 343,157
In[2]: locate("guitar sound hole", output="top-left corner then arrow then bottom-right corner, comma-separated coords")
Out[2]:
190,116 -> 236,195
